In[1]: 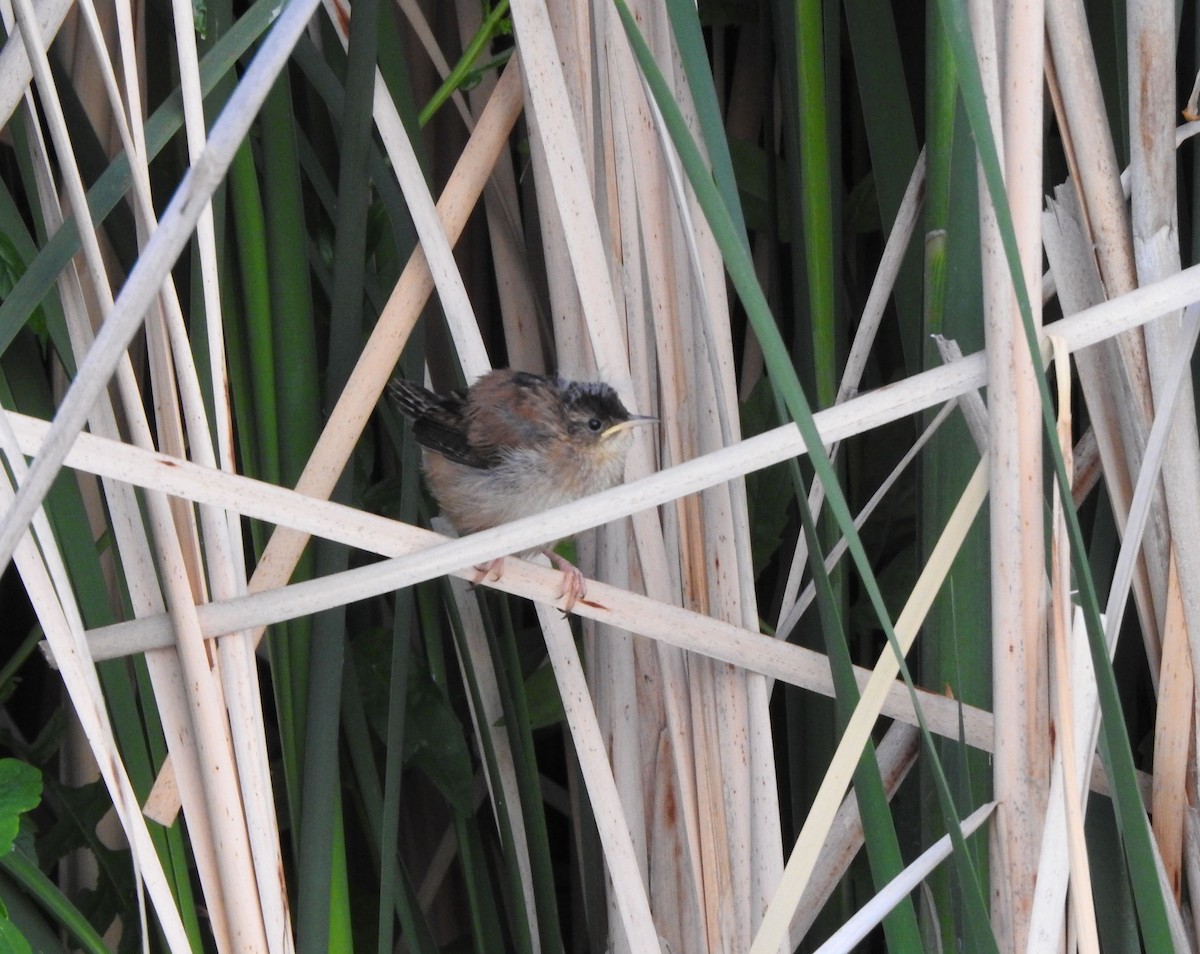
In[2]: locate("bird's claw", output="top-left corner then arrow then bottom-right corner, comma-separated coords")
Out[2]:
473,557 -> 506,586
473,552 -> 587,615
544,550 -> 586,614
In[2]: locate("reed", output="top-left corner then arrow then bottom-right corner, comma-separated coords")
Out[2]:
0,0 -> 1196,950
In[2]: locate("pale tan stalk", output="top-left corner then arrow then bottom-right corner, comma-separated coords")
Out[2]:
1033,307 -> 1200,945
1129,10 -> 1200,919
73,1 -> 290,940
155,1 -> 290,941
611,4 -> 761,940
0,0 -> 71,129
14,123 -> 238,951
1154,556 -> 1191,898
1043,183 -> 1164,667
606,1 -> 780,940
512,0 -> 625,381
520,0 -> 768,946
1028,603 -> 1103,949
1046,338 -> 1099,952
978,0 -> 1048,945
453,0 -> 546,373
535,603 -> 661,953
1045,0 -> 1136,295
63,0 -> 291,937
444,573 -> 545,952
485,9 -> 689,951
597,20 -> 699,942
1046,1 -> 1181,679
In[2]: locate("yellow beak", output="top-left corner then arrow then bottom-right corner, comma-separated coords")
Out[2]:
601,415 -> 658,440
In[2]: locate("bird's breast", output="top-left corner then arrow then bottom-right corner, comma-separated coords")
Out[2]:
421,438 -> 631,535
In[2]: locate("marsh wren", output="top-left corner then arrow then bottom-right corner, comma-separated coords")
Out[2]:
389,369 -> 656,609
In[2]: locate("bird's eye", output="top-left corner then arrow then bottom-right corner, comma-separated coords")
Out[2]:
587,418 -> 603,432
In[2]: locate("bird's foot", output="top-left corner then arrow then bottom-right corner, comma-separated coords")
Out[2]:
542,549 -> 586,614
473,557 -> 506,586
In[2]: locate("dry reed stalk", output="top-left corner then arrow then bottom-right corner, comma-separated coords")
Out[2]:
67,0 -> 299,938
119,0 -> 289,936
975,0 -> 1049,945
603,46 -> 708,941
534,602 -> 661,952
452,0 -> 546,374
1031,298 -> 1200,948
1154,557 -> 1192,898
0,0 -> 72,127
596,44 -> 693,942
1028,604 -> 1102,949
1046,337 -> 1099,952
1129,5 -> 1200,920
508,0 -> 775,946
650,0 -> 780,938
1043,182 -> 1165,668
443,574 -> 546,950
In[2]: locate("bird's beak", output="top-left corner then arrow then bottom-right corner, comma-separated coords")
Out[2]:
602,415 -> 658,439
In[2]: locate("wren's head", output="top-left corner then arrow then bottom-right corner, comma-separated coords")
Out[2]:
557,379 -> 636,441
538,377 -> 653,492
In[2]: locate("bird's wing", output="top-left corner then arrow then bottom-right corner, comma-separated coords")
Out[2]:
388,380 -> 495,468
413,413 -> 498,469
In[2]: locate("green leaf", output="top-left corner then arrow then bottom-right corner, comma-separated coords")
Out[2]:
0,907 -> 33,954
404,665 -> 474,813
0,763 -> 40,858
739,377 -> 791,576
523,664 -> 565,731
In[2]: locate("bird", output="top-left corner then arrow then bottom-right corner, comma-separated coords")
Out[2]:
388,368 -> 656,610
